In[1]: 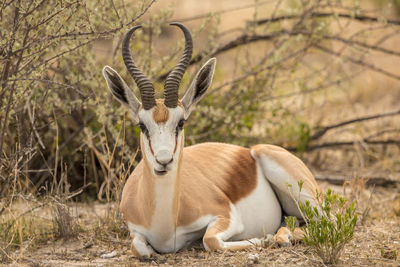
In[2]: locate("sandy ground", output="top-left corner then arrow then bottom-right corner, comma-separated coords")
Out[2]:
3,182 -> 399,267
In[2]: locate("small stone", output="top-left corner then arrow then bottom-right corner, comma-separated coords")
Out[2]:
247,253 -> 260,264
100,250 -> 117,258
83,242 -> 93,249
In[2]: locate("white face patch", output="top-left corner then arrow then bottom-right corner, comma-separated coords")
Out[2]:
138,105 -> 185,177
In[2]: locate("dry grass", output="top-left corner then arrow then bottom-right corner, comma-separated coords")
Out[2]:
52,200 -> 78,240
1,1 -> 399,266
1,182 -> 398,266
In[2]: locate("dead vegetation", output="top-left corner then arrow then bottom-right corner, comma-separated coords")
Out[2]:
1,182 -> 398,266
1,0 -> 400,265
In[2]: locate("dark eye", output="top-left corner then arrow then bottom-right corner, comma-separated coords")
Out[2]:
139,122 -> 149,136
177,119 -> 185,130
176,119 -> 185,136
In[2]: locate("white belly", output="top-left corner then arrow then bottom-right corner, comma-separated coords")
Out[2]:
129,215 -> 213,253
231,164 -> 282,240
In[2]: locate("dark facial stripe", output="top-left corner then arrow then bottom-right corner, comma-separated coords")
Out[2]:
174,133 -> 178,153
148,138 -> 154,156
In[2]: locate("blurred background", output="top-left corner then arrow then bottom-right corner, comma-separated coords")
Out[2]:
2,0 -> 399,198
1,0 -> 400,262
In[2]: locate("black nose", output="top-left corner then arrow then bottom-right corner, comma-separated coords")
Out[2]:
156,158 -> 173,168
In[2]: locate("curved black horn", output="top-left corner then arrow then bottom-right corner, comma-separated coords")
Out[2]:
164,23 -> 193,108
122,26 -> 156,110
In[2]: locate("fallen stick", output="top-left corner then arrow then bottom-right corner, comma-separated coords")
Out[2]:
314,173 -> 400,187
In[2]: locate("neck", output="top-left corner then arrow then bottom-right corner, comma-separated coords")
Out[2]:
140,135 -> 183,239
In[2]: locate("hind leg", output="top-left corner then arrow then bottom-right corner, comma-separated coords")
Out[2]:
202,215 -> 264,251
251,144 -> 322,219
273,226 -> 305,246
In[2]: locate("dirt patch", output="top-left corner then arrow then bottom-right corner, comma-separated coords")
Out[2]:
3,183 -> 399,267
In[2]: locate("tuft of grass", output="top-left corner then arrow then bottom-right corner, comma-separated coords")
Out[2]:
380,248 -> 398,260
52,201 -> 78,240
90,206 -> 130,245
299,188 -> 358,264
0,204 -> 53,263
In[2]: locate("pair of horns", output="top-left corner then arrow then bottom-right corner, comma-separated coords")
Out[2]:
122,23 -> 193,110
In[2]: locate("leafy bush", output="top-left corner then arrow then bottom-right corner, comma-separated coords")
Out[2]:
299,189 -> 358,264
1,0 -> 399,201
284,215 -> 298,233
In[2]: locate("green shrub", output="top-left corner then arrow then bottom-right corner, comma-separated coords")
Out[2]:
299,188 -> 358,264
284,215 -> 298,233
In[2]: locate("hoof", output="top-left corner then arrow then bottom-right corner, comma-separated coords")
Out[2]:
279,241 -> 292,247
273,227 -> 293,247
292,228 -> 305,242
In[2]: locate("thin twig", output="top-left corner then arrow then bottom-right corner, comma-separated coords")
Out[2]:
6,78 -> 76,89
172,0 -> 275,23
314,44 -> 400,81
311,109 -> 400,140
286,139 -> 400,152
250,12 -> 400,26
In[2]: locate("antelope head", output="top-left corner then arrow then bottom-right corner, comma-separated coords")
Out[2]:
102,23 -> 216,177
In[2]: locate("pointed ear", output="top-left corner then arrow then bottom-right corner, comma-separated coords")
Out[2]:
102,66 -> 141,122
181,58 -> 216,119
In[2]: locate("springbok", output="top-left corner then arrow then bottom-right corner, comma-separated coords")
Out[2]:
102,23 -> 321,257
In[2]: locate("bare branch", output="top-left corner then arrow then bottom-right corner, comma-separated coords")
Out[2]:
311,109 -> 400,140
4,0 -> 158,59
172,0 -> 275,23
156,26 -> 400,82
5,78 -> 77,89
314,173 -> 400,187
324,32 -> 400,57
207,45 -> 311,96
288,139 -> 400,152
250,12 -> 400,27
314,44 -> 400,81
